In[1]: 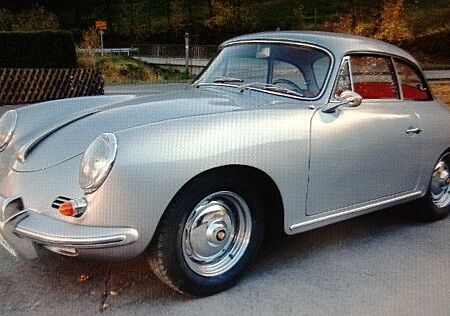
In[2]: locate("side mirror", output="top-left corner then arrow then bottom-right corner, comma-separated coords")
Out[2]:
322,90 -> 362,113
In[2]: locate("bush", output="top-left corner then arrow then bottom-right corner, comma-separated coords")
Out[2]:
0,31 -> 76,68
94,55 -> 160,83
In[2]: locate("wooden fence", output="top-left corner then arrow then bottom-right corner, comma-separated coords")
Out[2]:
0,68 -> 104,105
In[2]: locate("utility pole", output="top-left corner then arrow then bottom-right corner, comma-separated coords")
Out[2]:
185,32 -> 190,77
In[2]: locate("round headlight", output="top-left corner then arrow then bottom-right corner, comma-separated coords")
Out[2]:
79,133 -> 117,194
0,110 -> 18,152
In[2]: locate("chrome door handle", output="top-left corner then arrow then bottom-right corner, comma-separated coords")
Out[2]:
406,127 -> 422,134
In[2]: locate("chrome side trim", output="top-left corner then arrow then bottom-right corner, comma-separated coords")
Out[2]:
290,191 -> 423,231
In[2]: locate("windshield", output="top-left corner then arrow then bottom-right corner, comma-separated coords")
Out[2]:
196,43 -> 332,99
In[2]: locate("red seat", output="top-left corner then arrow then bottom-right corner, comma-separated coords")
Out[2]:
354,82 -> 397,99
401,84 -> 429,101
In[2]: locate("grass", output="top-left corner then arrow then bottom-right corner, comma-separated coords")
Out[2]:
78,54 -> 192,84
430,83 -> 450,105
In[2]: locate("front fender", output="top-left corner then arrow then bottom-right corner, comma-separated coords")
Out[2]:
84,107 -> 312,255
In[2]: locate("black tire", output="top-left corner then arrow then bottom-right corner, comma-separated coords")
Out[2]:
147,171 -> 265,296
417,152 -> 450,222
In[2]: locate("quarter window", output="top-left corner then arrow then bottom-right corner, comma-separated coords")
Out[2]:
394,59 -> 432,101
350,56 -> 399,100
333,59 -> 351,100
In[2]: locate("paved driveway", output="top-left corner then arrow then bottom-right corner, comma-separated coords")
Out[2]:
0,84 -> 449,315
1,203 -> 449,315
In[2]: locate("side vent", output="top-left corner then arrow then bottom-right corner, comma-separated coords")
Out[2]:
51,196 -> 71,209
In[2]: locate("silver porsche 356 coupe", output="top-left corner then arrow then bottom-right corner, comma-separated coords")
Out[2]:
0,32 -> 449,296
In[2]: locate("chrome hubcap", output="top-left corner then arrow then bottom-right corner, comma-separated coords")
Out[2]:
431,153 -> 450,209
182,191 -> 252,277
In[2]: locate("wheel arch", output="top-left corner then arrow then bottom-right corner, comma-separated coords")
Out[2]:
420,146 -> 450,198
149,164 -> 285,246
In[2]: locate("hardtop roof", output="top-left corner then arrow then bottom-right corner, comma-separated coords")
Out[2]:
222,31 -> 418,65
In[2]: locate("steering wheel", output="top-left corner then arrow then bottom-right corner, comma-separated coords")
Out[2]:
272,78 -> 304,94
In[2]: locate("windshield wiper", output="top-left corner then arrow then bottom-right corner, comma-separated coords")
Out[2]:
213,76 -> 244,83
238,82 -> 304,97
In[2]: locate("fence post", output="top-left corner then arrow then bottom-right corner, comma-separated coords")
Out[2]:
185,32 -> 190,76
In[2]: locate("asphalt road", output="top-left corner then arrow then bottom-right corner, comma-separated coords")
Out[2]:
424,70 -> 450,81
1,203 -> 449,315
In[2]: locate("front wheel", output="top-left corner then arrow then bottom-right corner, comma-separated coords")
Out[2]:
147,173 -> 264,296
418,152 -> 450,221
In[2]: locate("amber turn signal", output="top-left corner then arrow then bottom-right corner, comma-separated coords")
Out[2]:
59,201 -> 75,217
59,198 -> 87,218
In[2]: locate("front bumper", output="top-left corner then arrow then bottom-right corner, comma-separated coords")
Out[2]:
0,195 -> 138,259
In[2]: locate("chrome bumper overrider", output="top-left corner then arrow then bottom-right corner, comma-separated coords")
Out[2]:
0,195 -> 138,259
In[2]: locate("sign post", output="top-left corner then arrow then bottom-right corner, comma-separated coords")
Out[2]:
95,21 -> 108,56
99,30 -> 104,56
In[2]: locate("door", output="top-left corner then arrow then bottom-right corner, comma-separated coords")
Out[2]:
306,55 -> 422,215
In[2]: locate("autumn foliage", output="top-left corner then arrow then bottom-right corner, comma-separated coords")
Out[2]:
375,0 -> 413,44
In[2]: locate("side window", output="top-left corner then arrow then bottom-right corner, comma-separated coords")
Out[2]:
394,59 -> 432,101
333,59 -> 351,100
272,60 -> 307,90
350,55 -> 399,100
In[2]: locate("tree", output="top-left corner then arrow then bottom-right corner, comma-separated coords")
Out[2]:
204,0 -> 254,35
79,26 -> 101,49
13,5 -> 60,31
322,14 -> 353,34
0,9 -> 14,31
170,0 -> 189,33
375,0 -> 413,44
113,0 -> 149,41
293,1 -> 305,30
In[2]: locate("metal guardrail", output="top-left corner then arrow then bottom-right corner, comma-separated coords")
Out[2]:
77,48 -> 139,56
132,44 -> 218,59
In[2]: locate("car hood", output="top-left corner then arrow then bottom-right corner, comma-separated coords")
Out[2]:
13,87 -> 259,172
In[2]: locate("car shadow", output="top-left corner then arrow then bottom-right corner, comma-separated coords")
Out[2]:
24,202 -> 426,310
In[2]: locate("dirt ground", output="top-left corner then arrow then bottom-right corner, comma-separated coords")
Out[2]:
431,82 -> 450,105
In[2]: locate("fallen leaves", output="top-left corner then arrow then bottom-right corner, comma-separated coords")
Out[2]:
109,290 -> 120,296
101,303 -> 110,311
77,274 -> 90,283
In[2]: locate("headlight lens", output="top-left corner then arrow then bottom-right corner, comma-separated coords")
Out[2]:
79,133 -> 117,194
0,110 -> 18,152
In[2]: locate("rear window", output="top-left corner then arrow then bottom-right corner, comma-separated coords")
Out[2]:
394,59 -> 432,101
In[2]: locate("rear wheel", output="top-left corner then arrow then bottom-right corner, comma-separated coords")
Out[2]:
418,152 -> 450,221
147,173 -> 264,296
